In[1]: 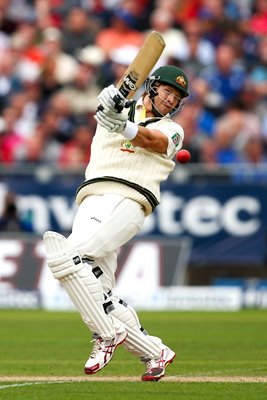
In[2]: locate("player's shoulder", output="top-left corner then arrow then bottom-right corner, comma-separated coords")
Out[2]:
155,117 -> 184,138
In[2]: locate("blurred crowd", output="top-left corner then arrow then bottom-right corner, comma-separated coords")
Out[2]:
0,0 -> 267,168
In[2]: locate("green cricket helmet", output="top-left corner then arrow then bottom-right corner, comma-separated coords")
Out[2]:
145,65 -> 189,116
147,65 -> 189,98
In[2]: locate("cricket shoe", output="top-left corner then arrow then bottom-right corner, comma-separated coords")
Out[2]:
84,330 -> 127,375
141,347 -> 176,382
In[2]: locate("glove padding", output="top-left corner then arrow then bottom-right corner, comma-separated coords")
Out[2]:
97,84 -> 126,113
95,108 -> 128,133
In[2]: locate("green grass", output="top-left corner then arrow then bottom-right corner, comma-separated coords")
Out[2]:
0,309 -> 267,399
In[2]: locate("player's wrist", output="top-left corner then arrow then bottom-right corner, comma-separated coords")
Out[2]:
121,121 -> 138,140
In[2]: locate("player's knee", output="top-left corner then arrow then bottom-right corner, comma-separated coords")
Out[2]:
43,231 -> 84,279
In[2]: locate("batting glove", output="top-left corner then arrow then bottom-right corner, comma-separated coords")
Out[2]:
95,108 -> 138,139
97,84 -> 126,113
95,108 -> 128,133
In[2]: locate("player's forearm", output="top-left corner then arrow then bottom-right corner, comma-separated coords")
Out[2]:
131,125 -> 168,154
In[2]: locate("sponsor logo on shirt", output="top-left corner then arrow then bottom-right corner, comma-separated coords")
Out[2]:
120,140 -> 135,153
171,133 -> 180,148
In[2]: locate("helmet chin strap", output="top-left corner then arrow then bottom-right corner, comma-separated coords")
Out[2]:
151,99 -> 164,117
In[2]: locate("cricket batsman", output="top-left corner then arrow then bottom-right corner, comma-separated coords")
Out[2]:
43,65 -> 189,381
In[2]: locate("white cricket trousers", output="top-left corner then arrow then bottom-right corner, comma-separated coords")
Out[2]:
66,194 -> 145,291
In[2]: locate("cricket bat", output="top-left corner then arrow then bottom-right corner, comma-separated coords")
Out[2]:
98,31 -> 166,111
116,31 -> 166,100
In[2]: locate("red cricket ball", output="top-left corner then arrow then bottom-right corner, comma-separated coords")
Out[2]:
176,149 -> 191,164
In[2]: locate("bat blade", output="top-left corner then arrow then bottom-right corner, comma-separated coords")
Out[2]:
116,31 -> 166,100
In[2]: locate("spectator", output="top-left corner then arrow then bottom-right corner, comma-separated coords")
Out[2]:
240,136 -> 267,165
0,50 -> 22,111
0,106 -> 24,163
213,117 -> 240,164
154,0 -> 201,22
7,91 -> 37,140
154,0 -> 179,13
6,0 -> 36,25
208,101 -> 261,163
0,191 -> 33,232
118,0 -> 152,31
249,0 -> 267,37
76,44 -> 106,88
197,0 -> 240,46
61,8 -> 99,56
58,124 -> 93,167
16,117 -> 61,164
174,18 -> 216,78
249,36 -> 267,102
198,42 -> 247,116
35,0 -> 61,30
40,27 -> 78,86
57,50 -> 104,117
0,0 -> 18,34
95,7 -> 144,57
37,26 -> 79,108
148,8 -> 187,60
198,136 -> 219,167
10,21 -> 43,67
46,92 -> 78,143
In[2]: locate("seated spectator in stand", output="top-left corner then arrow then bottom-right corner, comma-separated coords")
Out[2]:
198,42 -> 247,116
0,106 -> 25,164
248,0 -> 267,37
61,7 -> 98,56
249,36 -> 267,102
58,124 -> 93,168
209,101 -> 261,165
76,44 -> 106,89
47,92 -> 77,143
241,136 -> 267,165
175,0 -> 202,23
154,0 -> 201,22
0,0 -> 19,34
39,56 -> 63,107
0,191 -> 33,232
197,0 -> 241,46
198,136 -> 219,167
7,91 -> 37,141
232,137 -> 267,182
116,0 -> 152,31
57,46 -> 104,117
189,77 -> 217,137
175,18 -> 215,77
15,118 -> 61,164
147,8 -> 187,61
38,26 -> 79,107
0,49 -> 22,111
40,27 -> 78,86
5,0 -> 36,26
213,118 -> 240,164
95,7 -> 144,57
10,21 -> 44,67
